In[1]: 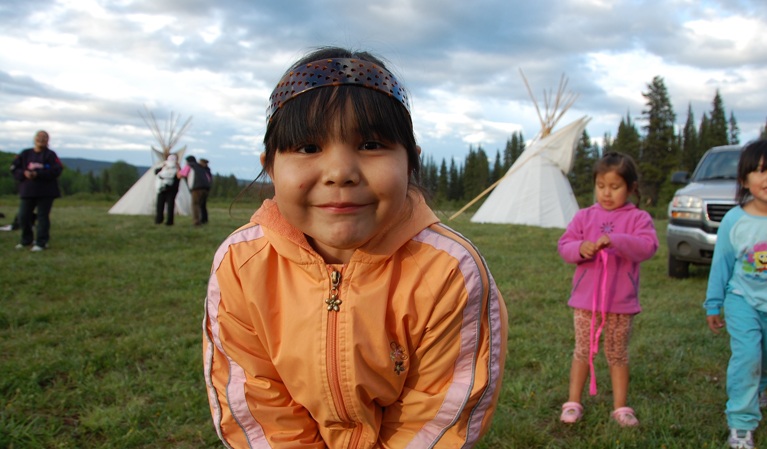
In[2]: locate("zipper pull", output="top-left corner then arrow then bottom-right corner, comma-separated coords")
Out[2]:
325,270 -> 342,312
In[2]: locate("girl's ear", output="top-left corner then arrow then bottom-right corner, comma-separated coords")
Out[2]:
259,152 -> 267,168
416,145 -> 422,156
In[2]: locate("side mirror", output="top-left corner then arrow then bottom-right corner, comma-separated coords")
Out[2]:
671,171 -> 690,184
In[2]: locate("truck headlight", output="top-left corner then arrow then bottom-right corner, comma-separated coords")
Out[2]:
671,195 -> 703,209
668,195 -> 703,220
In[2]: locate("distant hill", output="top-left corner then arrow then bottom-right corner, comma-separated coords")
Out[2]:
61,157 -> 149,177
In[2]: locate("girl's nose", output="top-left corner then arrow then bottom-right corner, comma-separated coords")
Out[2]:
321,144 -> 361,186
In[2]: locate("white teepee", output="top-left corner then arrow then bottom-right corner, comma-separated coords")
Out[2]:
109,108 -> 193,216
453,71 -> 588,228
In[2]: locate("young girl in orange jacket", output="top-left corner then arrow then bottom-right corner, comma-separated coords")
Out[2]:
202,46 -> 508,448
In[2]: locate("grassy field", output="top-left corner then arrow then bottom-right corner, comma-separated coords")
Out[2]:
0,195 -> 743,448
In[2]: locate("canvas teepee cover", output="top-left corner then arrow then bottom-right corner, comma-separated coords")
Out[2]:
108,109 -> 192,216
469,116 -> 589,228
451,71 -> 587,229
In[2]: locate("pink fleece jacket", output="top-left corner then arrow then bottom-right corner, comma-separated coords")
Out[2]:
558,203 -> 658,314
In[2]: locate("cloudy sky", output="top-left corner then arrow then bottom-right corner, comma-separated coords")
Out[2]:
1,0 -> 766,179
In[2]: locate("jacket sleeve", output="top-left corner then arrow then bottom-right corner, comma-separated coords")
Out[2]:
558,211 -> 587,264
203,242 -> 325,449
608,211 -> 659,263
704,210 -> 738,315
37,151 -> 63,180
379,236 -> 507,448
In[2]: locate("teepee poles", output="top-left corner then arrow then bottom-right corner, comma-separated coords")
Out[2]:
519,69 -> 578,138
139,105 -> 193,157
448,70 -> 578,221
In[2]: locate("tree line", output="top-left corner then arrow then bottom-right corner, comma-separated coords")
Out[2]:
0,154 -> 245,199
421,76 -> 767,211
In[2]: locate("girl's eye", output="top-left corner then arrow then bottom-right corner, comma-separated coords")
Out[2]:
360,141 -> 385,151
295,144 -> 320,154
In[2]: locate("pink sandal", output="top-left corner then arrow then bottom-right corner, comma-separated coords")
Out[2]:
560,402 -> 583,423
611,407 -> 639,427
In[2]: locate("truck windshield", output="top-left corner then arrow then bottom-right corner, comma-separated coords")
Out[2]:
691,150 -> 740,182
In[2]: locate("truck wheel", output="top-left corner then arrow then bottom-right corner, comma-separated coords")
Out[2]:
668,254 -> 690,278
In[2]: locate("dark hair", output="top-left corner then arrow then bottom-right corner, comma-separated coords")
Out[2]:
258,47 -> 420,186
736,139 -> 767,205
593,151 -> 641,204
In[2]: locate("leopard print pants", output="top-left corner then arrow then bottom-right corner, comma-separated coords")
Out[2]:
573,308 -> 633,366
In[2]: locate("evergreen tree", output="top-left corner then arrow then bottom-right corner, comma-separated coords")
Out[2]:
640,76 -> 677,206
448,158 -> 462,201
728,112 -> 740,145
698,113 -> 711,152
569,130 -> 598,206
462,146 -> 490,200
428,156 -> 439,195
681,103 -> 700,172
503,135 -> 514,170
602,132 -> 613,154
491,150 -> 503,184
463,147 -> 477,200
612,113 -> 641,162
708,90 -> 728,146
503,131 -> 525,170
515,132 -> 525,165
420,154 -> 438,196
437,159 -> 448,201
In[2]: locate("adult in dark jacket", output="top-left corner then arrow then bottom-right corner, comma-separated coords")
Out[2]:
198,158 -> 212,224
10,130 -> 63,251
178,155 -> 212,226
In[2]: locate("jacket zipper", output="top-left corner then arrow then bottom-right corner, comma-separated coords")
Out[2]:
325,267 -> 363,448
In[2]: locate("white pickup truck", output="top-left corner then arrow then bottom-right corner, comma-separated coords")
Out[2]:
666,144 -> 743,278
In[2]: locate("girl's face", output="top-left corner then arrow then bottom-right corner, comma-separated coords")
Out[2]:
265,133 -> 412,264
595,170 -> 631,211
743,156 -> 767,211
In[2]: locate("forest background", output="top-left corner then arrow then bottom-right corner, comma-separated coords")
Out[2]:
1,75 -> 766,216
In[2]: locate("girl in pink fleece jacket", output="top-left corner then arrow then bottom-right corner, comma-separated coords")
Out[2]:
557,152 -> 658,427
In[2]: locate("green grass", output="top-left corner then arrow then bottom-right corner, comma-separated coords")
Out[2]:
0,196 -> 740,448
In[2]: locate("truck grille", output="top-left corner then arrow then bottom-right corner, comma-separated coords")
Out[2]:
706,203 -> 736,223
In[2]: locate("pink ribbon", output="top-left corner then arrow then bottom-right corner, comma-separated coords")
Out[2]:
588,250 -> 608,396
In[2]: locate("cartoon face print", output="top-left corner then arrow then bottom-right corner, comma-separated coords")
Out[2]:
755,250 -> 767,271
745,242 -> 767,274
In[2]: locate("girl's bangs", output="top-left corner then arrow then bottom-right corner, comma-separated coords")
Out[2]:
267,86 -> 414,151
740,141 -> 767,175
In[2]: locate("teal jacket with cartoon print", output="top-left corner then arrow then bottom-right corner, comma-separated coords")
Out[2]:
705,206 -> 767,316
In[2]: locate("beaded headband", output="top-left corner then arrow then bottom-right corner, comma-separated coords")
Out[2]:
266,58 -> 411,123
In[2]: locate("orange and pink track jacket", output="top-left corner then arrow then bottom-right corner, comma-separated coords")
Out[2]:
203,195 -> 507,448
